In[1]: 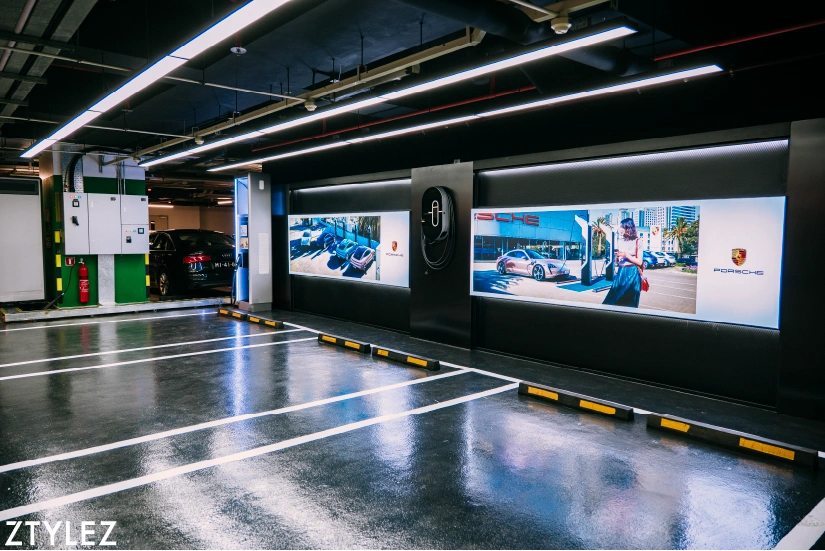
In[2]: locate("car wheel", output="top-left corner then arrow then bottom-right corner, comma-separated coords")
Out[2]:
532,265 -> 545,281
643,261 -> 649,269
158,270 -> 174,297
665,261 -> 671,267
497,261 -> 507,275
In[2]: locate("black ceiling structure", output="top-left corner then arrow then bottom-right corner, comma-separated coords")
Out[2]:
2,0 -> 825,204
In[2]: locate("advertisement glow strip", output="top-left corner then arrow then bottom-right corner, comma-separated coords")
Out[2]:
210,65 -> 723,172
21,0 -> 294,159
140,25 -> 636,168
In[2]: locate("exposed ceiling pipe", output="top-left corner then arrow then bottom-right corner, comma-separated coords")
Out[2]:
126,27 -> 487,163
392,0 -> 650,76
654,18 -> 825,61
250,84 -> 536,153
0,0 -> 38,72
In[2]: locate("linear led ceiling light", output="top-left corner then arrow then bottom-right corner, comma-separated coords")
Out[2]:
140,23 -> 637,168
21,0 -> 294,159
209,65 -> 723,172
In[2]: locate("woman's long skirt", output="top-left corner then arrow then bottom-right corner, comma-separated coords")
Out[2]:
602,265 -> 641,307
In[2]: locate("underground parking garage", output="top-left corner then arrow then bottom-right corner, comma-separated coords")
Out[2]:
1,0 -> 825,549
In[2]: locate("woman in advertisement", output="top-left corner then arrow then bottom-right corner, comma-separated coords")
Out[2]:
602,218 -> 643,307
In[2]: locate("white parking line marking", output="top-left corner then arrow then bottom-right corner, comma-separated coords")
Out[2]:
0,311 -> 211,333
440,361 -> 522,383
0,329 -> 304,369
0,383 -> 518,521
0,368 -> 470,474
283,321 -> 321,333
775,495 -> 825,550
0,337 -> 317,382
278,320 -> 520,385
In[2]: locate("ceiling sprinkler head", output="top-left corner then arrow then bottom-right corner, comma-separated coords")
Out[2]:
230,46 -> 247,55
304,99 -> 317,112
550,16 -> 572,34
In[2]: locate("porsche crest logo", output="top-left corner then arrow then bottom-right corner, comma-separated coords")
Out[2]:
731,248 -> 747,267
392,241 -> 398,252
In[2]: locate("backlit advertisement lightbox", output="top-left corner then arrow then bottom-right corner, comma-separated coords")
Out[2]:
470,197 -> 785,328
289,212 -> 410,288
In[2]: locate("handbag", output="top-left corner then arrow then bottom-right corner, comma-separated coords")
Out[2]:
637,240 -> 650,292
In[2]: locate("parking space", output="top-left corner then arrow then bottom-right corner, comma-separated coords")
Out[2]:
1,310 -> 823,549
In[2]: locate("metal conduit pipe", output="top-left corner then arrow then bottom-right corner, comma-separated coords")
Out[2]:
392,0 -> 650,76
0,0 -> 38,72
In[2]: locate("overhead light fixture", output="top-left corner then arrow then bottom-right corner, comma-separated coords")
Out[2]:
211,141 -> 350,172
477,64 -> 724,118
142,23 -> 637,167
217,200 -> 234,205
21,0 -> 294,159
208,65 -> 723,172
379,26 -> 635,101
150,204 -> 174,209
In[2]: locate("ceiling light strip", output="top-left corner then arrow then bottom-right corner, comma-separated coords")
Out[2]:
140,24 -> 637,168
21,0 -> 294,159
207,65 -> 723,172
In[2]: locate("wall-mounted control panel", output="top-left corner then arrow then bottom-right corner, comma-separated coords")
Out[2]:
121,225 -> 150,253
62,193 -> 150,255
62,193 -> 90,255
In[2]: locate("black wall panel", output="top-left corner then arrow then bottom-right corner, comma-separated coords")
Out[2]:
476,298 -> 780,405
410,163 -> 474,348
474,140 -> 789,406
477,139 -> 789,207
286,179 -> 412,332
778,119 -> 825,419
292,275 -> 410,332
292,179 -> 411,214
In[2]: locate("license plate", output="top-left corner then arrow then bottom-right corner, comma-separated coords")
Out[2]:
213,262 -> 236,269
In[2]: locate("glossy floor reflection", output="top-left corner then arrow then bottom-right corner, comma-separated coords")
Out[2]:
0,309 -> 823,549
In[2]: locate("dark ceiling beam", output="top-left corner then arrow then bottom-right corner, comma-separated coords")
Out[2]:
393,0 -> 651,76
0,29 -> 76,52
0,71 -> 47,84
0,97 -> 29,106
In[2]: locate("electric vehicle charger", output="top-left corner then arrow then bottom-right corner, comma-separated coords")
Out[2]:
421,186 -> 455,271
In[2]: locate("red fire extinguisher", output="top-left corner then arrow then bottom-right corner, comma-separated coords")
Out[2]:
78,259 -> 89,304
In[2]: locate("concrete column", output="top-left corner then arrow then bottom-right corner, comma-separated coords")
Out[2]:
98,254 -> 116,306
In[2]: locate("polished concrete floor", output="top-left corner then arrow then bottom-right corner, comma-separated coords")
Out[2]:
0,308 -> 823,549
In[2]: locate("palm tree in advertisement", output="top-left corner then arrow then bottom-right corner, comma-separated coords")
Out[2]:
592,216 -> 609,258
664,216 -> 690,254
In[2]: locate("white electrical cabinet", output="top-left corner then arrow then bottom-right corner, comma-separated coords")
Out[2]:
121,195 -> 149,225
61,192 -> 150,255
0,177 -> 44,302
122,225 -> 150,254
62,192 -> 90,255
88,193 -> 122,254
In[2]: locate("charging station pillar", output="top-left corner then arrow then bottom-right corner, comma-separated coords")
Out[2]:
235,173 -> 272,312
574,215 -> 592,286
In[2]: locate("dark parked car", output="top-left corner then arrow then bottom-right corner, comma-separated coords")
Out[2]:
149,229 -> 236,296
314,229 -> 335,248
676,256 -> 698,266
